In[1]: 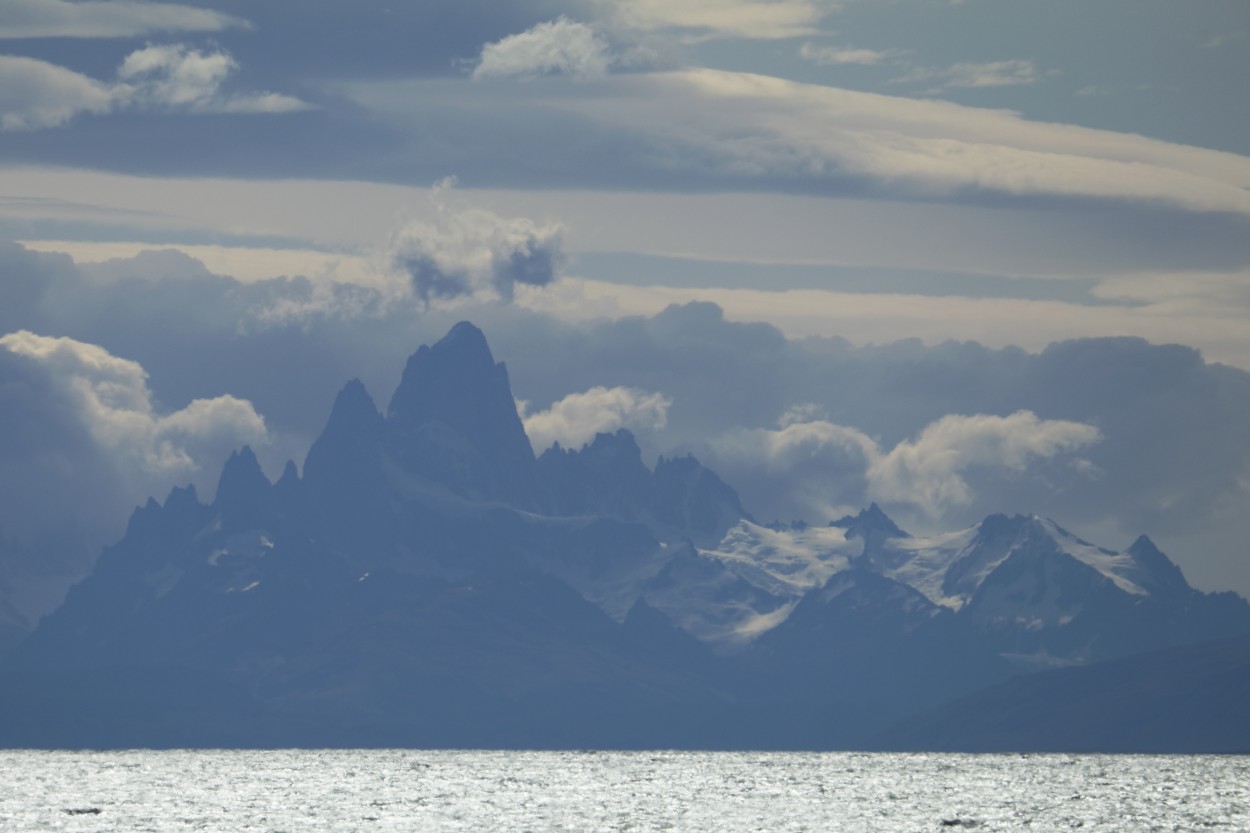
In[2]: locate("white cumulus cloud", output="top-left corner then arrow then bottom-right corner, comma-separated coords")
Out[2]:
474,17 -> 615,80
0,330 -> 267,476
705,409 -> 1100,522
116,43 -> 308,113
522,386 -> 672,453
0,0 -> 246,39
866,411 -> 1102,517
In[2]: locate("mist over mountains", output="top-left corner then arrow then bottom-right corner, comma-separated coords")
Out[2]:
2,322 -> 1247,751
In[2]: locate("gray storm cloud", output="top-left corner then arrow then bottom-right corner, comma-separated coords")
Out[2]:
389,187 -> 566,304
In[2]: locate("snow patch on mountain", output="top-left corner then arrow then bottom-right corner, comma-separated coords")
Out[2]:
875,527 -> 978,609
1035,517 -> 1149,597
875,515 -> 1149,611
700,521 -> 858,597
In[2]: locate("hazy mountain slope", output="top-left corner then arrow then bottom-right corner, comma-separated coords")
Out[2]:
878,637 -> 1250,753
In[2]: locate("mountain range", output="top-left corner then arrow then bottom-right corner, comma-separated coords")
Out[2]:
3,322 -> 1248,751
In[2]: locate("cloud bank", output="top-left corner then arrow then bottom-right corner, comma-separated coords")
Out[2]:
0,331 -> 267,476
579,68 -> 1250,214
344,67 -> 1250,216
1,243 -> 1249,595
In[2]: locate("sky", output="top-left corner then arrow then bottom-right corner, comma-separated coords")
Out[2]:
1,0 -> 1249,597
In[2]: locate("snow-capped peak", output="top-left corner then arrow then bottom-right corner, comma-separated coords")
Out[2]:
873,513 -> 1153,610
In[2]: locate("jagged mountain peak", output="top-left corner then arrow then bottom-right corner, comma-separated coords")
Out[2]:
977,512 -> 1043,538
587,428 -> 643,454
1125,534 -> 1192,597
300,381 -> 388,528
214,446 -> 270,506
831,502 -> 908,541
965,513 -> 1096,559
163,483 -> 201,513
975,514 -> 1132,565
435,319 -> 494,360
328,378 -> 382,426
652,454 -> 750,543
304,380 -> 383,475
576,430 -> 648,473
535,428 -> 752,544
385,325 -> 532,460
539,428 -> 644,464
387,322 -> 504,424
383,323 -> 536,506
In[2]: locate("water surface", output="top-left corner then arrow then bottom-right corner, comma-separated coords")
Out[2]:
3,749 -> 1246,832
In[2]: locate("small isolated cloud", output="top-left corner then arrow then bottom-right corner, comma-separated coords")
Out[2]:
704,410 -> 1099,522
799,42 -> 898,66
116,43 -> 308,113
941,59 -> 1040,88
777,402 -> 828,427
0,330 -> 267,476
894,59 -> 1041,91
0,55 -> 113,130
0,43 -> 307,130
522,386 -> 671,452
474,17 -> 614,80
0,0 -> 246,39
389,182 -> 565,305
1202,31 -> 1247,50
606,0 -> 834,41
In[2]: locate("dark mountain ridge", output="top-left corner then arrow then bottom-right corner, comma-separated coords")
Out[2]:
3,322 -> 1248,750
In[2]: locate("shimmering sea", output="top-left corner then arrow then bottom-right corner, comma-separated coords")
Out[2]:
2,749 -> 1246,832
